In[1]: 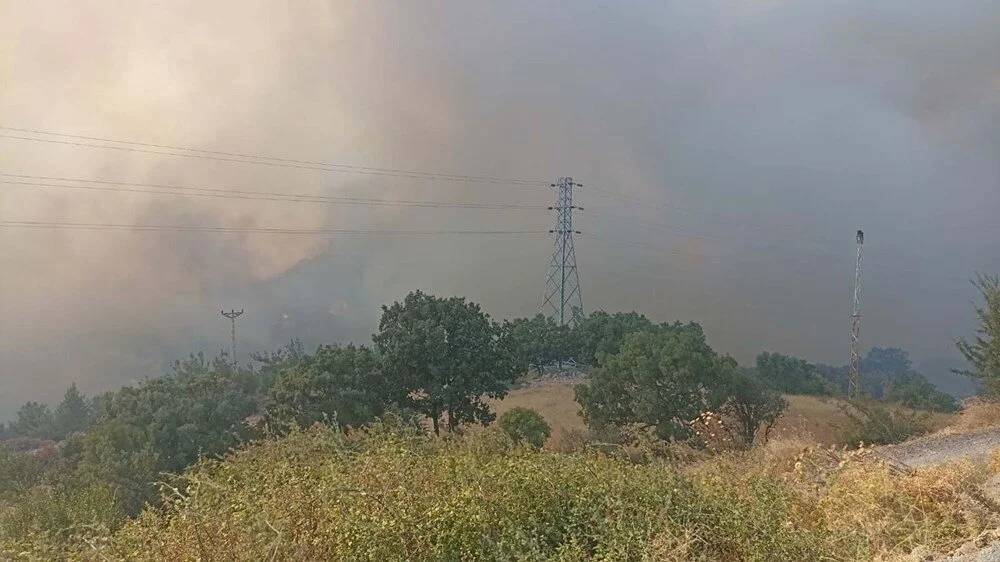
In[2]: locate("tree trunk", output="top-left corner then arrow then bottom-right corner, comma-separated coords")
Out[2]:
431,408 -> 440,435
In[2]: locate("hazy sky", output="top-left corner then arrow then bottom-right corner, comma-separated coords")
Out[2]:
1,1 -> 998,417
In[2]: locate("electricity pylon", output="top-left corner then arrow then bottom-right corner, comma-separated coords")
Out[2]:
849,230 -> 864,399
221,309 -> 244,367
540,177 -> 583,326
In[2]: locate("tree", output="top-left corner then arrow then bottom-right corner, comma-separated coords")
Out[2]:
502,314 -> 572,372
884,373 -> 959,413
12,401 -> 54,439
497,407 -> 551,448
864,347 -> 912,375
721,368 -> 788,447
374,291 -> 517,434
53,383 -> 92,439
755,352 -> 829,395
267,344 -> 386,429
957,274 -> 1000,395
570,310 -> 658,365
574,323 -> 730,441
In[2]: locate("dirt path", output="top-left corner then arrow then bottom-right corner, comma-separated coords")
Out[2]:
878,426 -> 1000,468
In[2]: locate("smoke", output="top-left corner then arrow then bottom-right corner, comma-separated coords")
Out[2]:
1,1 -> 998,417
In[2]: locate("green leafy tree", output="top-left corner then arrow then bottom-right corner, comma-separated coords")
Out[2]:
267,344 -> 386,429
574,323 -> 730,441
755,352 -> 829,396
12,402 -> 54,439
957,274 -> 1000,395
721,369 -> 788,447
570,310 -> 658,365
374,291 -> 517,434
53,383 -> 91,439
502,314 -> 572,372
884,373 -> 959,412
497,407 -> 551,448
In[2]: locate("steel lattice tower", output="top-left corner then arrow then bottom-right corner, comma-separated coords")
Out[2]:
540,177 -> 584,325
849,230 -> 864,399
221,308 -> 244,367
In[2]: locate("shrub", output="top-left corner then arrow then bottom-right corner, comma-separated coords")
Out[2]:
839,401 -> 932,446
496,407 -> 551,448
6,422 -> 999,560
949,398 -> 1000,432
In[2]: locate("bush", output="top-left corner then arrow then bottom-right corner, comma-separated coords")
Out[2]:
949,398 -> 1000,432
839,401 -> 932,446
5,422 -> 999,560
496,407 -> 551,448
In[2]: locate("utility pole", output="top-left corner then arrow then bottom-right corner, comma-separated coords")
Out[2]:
221,309 -> 244,367
540,177 -> 584,326
849,230 -> 864,399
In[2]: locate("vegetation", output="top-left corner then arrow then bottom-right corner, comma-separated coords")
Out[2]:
497,407 -> 551,448
266,344 -> 385,430
957,274 -> 1000,395
374,290 -> 518,434
575,323 -> 735,441
0,286 -> 987,560
755,351 -> 829,396
839,401 -> 933,446
721,369 -> 788,447
4,424 -> 996,561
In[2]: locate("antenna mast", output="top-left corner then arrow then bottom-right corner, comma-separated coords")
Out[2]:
849,230 -> 864,399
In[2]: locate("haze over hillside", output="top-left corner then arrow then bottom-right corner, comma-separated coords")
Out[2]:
2,1 -> 998,418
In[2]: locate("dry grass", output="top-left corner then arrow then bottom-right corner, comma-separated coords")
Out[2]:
490,381 -> 586,448
947,398 -> 1000,433
493,382 -> 878,446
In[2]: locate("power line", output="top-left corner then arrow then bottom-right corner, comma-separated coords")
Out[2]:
0,173 -> 548,210
0,126 -> 548,187
0,220 -> 548,236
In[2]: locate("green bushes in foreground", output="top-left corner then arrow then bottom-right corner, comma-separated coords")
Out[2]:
5,420 -> 995,561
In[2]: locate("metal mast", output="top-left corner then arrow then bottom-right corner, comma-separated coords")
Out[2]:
221,309 -> 244,366
540,177 -> 584,326
849,230 -> 864,399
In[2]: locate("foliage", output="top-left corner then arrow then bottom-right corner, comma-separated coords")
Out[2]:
77,426 -> 830,561
374,290 -> 517,434
884,373 -> 959,413
6,425 -> 996,561
575,323 -> 731,441
814,348 -> 958,412
721,369 -> 788,447
267,344 -> 386,430
11,401 -> 55,440
53,383 -> 92,439
957,274 -> 1000,395
497,407 -> 551,448
755,352 -> 829,396
839,401 -> 932,446
570,310 -> 658,365
500,314 -> 572,372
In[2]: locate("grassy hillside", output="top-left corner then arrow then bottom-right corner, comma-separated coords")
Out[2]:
493,381 -> 955,447
6,422 -> 995,561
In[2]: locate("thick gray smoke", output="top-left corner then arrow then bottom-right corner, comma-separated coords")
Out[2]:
1,1 -> 998,417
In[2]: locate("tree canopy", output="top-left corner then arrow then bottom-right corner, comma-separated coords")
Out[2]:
267,344 -> 385,429
755,352 -> 829,396
575,323 -> 732,441
374,291 -> 517,434
957,274 -> 1000,395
